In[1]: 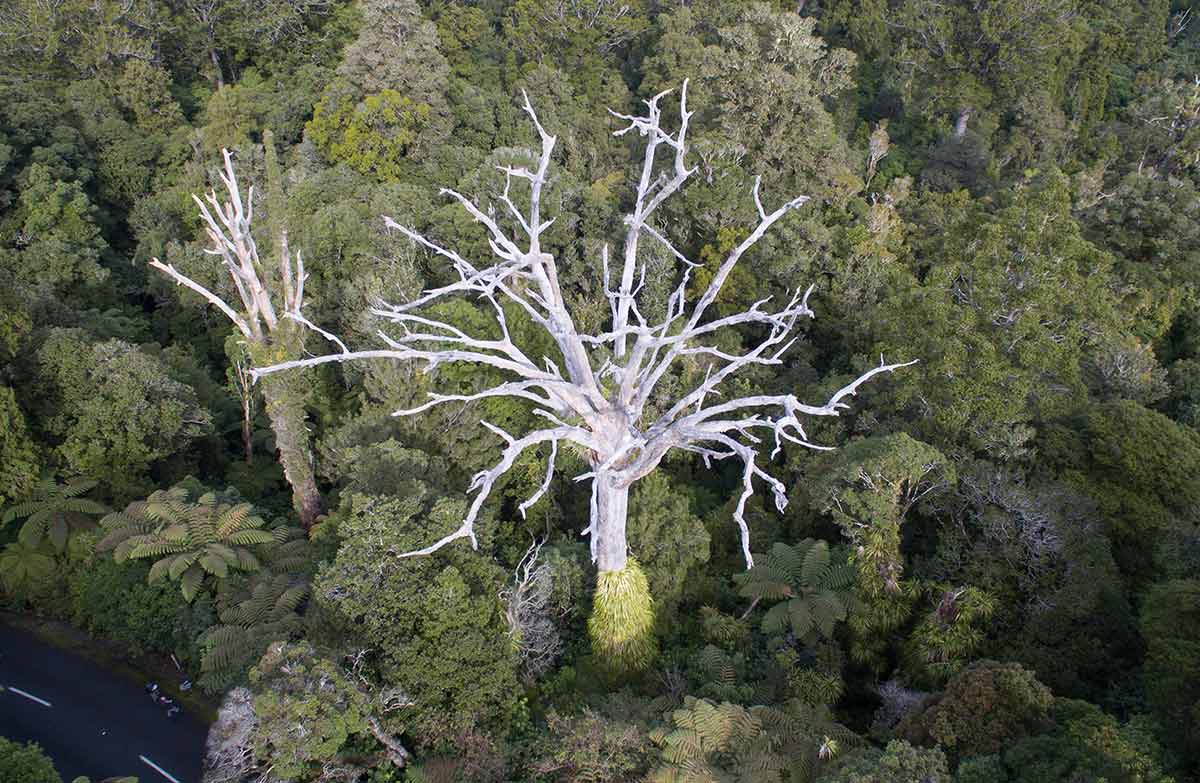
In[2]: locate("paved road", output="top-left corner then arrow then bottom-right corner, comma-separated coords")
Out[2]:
0,622 -> 207,783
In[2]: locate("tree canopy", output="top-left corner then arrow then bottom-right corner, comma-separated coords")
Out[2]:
2,0 -> 1199,780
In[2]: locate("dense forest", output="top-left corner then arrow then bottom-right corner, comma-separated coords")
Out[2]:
1,0 -> 1199,781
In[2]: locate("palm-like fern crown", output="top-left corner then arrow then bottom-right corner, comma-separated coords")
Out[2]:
1,476 -> 109,552
648,696 -> 859,783
735,540 -> 855,643
200,570 -> 309,685
693,645 -> 754,704
97,485 -> 277,600
649,696 -> 768,782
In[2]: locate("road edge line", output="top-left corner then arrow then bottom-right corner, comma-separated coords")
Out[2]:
139,754 -> 183,783
7,686 -> 52,707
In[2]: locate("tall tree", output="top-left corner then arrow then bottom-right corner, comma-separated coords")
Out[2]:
149,151 -> 323,528
255,85 -> 912,669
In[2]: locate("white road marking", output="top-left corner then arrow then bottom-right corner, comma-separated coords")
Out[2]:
7,686 -> 52,707
139,754 -> 183,783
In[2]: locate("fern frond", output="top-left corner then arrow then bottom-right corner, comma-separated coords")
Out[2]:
16,517 -> 49,550
168,550 -> 202,580
762,602 -> 790,635
161,524 -> 189,543
768,541 -> 806,583
131,540 -> 187,560
147,558 -> 172,584
788,600 -> 814,638
181,563 -> 204,601
216,503 -> 258,537
226,529 -> 275,546
821,562 -> 855,591
736,564 -> 793,600
200,625 -> 248,672
800,541 -> 830,587
275,584 -> 308,613
199,551 -> 230,578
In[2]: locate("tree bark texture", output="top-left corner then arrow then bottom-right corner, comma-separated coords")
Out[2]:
260,373 -> 321,529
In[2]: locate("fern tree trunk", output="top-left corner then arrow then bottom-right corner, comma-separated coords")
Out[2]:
588,475 -> 656,673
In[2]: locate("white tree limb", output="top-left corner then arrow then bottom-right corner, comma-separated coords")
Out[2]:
150,148 -> 306,347
256,84 -> 914,572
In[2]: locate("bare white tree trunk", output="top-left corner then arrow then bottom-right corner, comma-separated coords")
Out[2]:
592,476 -> 630,574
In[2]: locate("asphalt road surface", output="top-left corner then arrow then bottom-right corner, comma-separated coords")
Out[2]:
0,622 -> 207,783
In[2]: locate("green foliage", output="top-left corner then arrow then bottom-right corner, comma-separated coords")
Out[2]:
698,606 -> 750,652
308,90 -> 432,181
647,696 -> 855,783
1043,400 -> 1200,580
0,386 -> 40,505
313,0 -> 451,163
98,484 -> 281,601
34,330 -> 213,500
3,476 -> 107,553
819,739 -> 950,783
690,644 -> 755,705
249,642 -> 373,780
530,710 -> 651,783
1140,579 -> 1200,770
627,472 -> 710,619
735,539 -> 854,644
643,3 -> 858,203
897,660 -> 1053,760
199,568 -> 309,692
876,175 -> 1120,458
3,0 -> 1200,772
0,540 -> 56,597
2,162 -> 108,290
814,434 -> 952,596
959,700 -> 1177,783
901,585 -> 996,687
0,737 -> 62,783
811,434 -> 950,667
64,530 -> 198,659
314,489 -> 520,745
589,558 -> 658,675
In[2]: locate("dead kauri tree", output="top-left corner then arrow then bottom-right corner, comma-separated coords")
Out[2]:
151,151 -> 323,529
254,83 -> 913,669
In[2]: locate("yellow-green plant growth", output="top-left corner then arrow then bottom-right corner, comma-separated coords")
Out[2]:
588,558 -> 657,673
307,89 -> 430,181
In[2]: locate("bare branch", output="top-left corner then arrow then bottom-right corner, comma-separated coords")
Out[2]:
501,538 -> 565,680
519,440 -> 559,518
150,258 -> 253,338
151,148 -> 305,348
611,80 -> 696,359
284,311 -> 347,354
391,381 -> 558,418
395,425 -> 593,558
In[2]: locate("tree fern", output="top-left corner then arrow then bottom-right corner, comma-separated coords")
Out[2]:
649,696 -> 856,783
198,570 -> 309,692
0,541 -> 56,596
98,483 -> 278,602
736,540 -> 854,645
2,476 -> 108,553
693,645 -> 754,704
